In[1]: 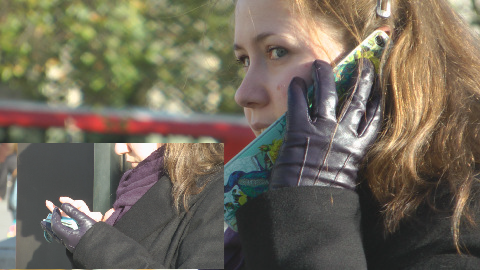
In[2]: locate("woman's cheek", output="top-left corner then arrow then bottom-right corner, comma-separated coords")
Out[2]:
273,82 -> 289,117
244,107 -> 253,122
303,64 -> 315,86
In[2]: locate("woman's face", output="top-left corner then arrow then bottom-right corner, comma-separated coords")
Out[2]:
114,143 -> 161,167
234,0 -> 345,137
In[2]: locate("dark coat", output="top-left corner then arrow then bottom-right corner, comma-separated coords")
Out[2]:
67,170 -> 223,269
236,183 -> 480,269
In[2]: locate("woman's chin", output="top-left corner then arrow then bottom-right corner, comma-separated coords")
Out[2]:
253,128 -> 268,137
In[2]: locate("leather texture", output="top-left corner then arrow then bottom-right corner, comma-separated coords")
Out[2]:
270,59 -> 382,190
51,203 -> 97,253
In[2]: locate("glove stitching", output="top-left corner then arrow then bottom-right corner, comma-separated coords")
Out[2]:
334,154 -> 356,190
314,129 -> 337,185
358,96 -> 381,137
67,243 -> 75,251
334,153 -> 351,183
297,137 -> 310,186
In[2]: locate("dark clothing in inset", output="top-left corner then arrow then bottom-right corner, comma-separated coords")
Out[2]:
68,171 -> 223,269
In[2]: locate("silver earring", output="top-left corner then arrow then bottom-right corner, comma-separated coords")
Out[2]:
376,0 -> 391,18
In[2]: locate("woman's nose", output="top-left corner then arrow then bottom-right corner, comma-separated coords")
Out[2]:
114,143 -> 130,155
235,70 -> 269,109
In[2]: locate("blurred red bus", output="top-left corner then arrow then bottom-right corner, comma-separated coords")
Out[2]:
0,100 -> 254,163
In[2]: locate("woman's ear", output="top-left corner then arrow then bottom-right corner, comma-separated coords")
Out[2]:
376,26 -> 392,36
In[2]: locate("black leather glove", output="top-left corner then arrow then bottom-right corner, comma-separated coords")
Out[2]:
49,203 -> 96,253
270,59 -> 382,190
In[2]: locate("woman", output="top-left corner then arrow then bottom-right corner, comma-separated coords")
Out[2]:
226,0 -> 480,269
42,143 -> 224,269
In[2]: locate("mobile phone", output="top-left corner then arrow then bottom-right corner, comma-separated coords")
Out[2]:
42,213 -> 79,243
224,30 -> 390,231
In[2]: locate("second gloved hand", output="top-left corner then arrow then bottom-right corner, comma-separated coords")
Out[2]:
51,203 -> 97,253
270,59 -> 382,190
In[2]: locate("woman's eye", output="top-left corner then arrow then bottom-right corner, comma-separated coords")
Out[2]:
268,47 -> 288,59
236,56 -> 250,68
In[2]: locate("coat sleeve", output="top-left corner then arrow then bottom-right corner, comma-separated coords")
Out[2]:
69,200 -> 223,269
70,222 -> 167,269
236,186 -> 367,270
68,173 -> 223,269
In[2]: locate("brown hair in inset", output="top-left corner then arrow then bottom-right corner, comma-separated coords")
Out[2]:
164,143 -> 223,212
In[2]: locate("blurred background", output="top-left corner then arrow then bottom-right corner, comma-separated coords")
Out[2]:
0,0 -> 480,159
0,0 -> 252,162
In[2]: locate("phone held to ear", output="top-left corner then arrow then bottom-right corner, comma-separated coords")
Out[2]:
224,30 -> 390,231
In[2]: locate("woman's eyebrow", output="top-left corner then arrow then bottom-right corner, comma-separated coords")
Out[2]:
233,32 -> 276,51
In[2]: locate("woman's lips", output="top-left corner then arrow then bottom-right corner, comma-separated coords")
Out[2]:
250,122 -> 273,136
126,159 -> 139,166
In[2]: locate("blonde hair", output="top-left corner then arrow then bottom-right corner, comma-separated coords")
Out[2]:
292,0 -> 480,251
164,143 -> 223,212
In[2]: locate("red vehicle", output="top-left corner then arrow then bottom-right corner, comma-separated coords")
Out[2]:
0,100 -> 254,162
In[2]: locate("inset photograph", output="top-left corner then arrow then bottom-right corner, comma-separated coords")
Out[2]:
17,143 -> 223,269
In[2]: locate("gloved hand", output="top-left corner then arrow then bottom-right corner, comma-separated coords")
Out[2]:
40,217 -> 62,243
270,59 -> 382,190
42,203 -> 96,253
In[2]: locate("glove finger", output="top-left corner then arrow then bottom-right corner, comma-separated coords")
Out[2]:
341,59 -> 375,133
51,207 -> 71,241
40,220 -> 62,243
40,220 -> 49,231
61,203 -> 96,229
311,60 -> 338,122
59,197 -> 90,213
358,80 -> 383,137
287,77 -> 310,125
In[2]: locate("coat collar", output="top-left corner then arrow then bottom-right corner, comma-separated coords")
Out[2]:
113,175 -> 176,242
111,167 -> 222,242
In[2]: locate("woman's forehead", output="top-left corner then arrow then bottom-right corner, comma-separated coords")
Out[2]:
235,0 -> 294,25
234,0 -> 301,37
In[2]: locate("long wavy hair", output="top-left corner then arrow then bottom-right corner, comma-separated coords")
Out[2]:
292,0 -> 480,251
164,143 -> 224,212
